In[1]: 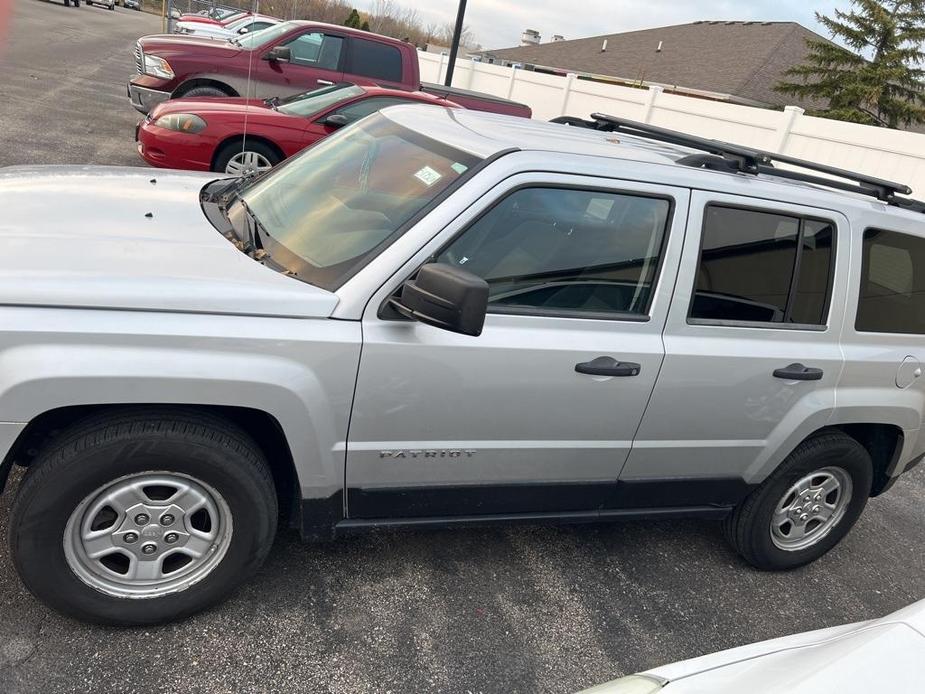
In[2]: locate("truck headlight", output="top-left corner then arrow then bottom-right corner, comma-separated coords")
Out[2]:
578,675 -> 666,694
143,54 -> 175,79
153,113 -> 207,133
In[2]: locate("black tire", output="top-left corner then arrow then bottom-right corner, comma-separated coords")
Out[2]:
724,431 -> 872,570
8,409 -> 277,626
212,139 -> 281,174
178,85 -> 231,99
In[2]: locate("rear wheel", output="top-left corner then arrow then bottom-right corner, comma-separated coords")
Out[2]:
213,139 -> 281,176
724,432 -> 872,570
8,410 -> 277,625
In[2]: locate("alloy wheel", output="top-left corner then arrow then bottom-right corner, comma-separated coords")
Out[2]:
63,472 -> 233,598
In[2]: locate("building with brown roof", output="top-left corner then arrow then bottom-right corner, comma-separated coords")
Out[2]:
479,21 -> 829,108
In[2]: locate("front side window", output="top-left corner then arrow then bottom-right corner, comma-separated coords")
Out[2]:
690,205 -> 834,326
276,84 -> 364,118
857,229 -> 925,334
284,32 -> 344,70
349,39 -> 403,82
436,187 -> 671,318
240,113 -> 480,290
332,96 -> 417,124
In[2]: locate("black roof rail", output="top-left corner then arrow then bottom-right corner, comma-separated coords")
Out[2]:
553,113 -> 924,211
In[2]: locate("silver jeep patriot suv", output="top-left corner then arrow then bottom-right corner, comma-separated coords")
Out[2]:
1,108 -> 923,625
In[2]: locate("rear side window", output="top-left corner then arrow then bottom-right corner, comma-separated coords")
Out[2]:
436,187 -> 672,318
856,229 -> 925,334
349,39 -> 403,82
690,205 -> 834,326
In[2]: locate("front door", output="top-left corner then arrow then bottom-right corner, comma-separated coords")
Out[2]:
252,29 -> 346,97
346,175 -> 690,519
619,191 -> 848,502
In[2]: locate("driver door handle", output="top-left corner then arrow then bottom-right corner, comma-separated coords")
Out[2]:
575,356 -> 641,377
317,79 -> 334,86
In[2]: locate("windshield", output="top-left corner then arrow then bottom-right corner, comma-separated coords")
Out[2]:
234,21 -> 294,49
239,113 -> 480,290
277,84 -> 364,117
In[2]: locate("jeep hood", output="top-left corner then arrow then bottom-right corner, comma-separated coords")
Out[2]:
0,166 -> 338,318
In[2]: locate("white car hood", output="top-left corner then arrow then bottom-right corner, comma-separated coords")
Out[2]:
0,166 -> 338,319
642,600 -> 925,693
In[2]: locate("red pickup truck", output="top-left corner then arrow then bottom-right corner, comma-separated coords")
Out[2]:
129,21 -> 532,118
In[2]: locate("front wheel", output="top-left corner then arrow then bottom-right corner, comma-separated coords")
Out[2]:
213,139 -> 281,176
724,431 -> 872,570
8,410 -> 278,625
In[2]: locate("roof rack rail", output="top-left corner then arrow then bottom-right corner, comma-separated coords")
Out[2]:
551,113 -> 924,211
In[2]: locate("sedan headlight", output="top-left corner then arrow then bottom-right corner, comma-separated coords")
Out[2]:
577,674 -> 666,694
143,54 -> 175,79
153,113 -> 207,133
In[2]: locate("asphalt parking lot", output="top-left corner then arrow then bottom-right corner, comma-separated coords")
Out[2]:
3,2 -> 925,693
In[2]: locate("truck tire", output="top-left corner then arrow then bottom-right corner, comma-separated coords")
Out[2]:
178,85 -> 230,99
213,139 -> 281,175
724,431 -> 872,570
8,409 -> 277,625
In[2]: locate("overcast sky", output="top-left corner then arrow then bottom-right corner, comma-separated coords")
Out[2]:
367,0 -> 845,49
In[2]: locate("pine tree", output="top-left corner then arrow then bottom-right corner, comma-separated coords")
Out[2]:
344,9 -> 361,28
775,0 -> 925,128
361,19 -> 370,31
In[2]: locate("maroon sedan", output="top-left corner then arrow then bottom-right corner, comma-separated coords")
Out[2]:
136,83 -> 460,175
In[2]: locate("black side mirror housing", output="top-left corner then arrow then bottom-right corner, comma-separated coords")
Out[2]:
266,46 -> 291,62
322,113 -> 350,128
390,264 -> 489,336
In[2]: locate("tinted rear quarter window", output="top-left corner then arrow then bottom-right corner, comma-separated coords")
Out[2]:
349,39 -> 403,82
856,229 -> 925,334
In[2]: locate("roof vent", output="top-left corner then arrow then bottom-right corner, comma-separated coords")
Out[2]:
601,38 -> 608,52
656,40 -> 663,52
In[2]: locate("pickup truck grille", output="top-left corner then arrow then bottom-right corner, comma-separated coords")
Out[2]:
134,42 -> 144,74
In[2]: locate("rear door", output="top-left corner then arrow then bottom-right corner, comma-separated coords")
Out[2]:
343,36 -> 407,89
345,175 -> 690,519
619,191 -> 847,502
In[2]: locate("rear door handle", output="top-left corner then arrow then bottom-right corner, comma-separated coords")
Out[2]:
317,79 -> 334,86
575,356 -> 641,377
773,363 -> 824,381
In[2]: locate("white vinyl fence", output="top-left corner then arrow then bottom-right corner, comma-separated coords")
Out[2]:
419,51 -> 925,199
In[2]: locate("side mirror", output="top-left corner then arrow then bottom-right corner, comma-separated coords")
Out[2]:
322,113 -> 350,128
238,27 -> 250,34
390,263 -> 489,336
266,46 -> 291,63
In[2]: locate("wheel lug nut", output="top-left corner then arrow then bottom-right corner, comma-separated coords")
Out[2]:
135,513 -> 150,525
141,543 -> 157,555
164,532 -> 179,544
123,532 -> 139,544
800,513 -> 809,521
811,505 -> 820,513
160,514 -> 175,527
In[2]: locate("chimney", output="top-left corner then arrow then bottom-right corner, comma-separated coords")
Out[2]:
521,28 -> 541,46
552,34 -> 565,42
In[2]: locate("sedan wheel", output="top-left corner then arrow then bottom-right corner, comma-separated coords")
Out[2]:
225,150 -> 275,176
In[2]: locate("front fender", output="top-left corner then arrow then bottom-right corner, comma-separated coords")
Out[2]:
0,339 -> 360,500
